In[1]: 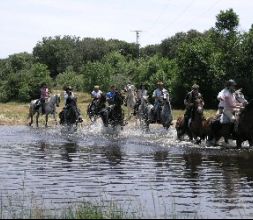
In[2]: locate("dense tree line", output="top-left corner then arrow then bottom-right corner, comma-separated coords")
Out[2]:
0,9 -> 252,108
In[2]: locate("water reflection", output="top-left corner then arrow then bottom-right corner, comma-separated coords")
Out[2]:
2,126 -> 253,218
183,152 -> 202,179
61,142 -> 78,162
153,150 -> 169,167
104,141 -> 122,166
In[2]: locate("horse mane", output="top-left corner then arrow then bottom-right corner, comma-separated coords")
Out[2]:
241,99 -> 253,115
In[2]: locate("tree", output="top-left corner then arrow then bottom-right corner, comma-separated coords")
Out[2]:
215,9 -> 239,34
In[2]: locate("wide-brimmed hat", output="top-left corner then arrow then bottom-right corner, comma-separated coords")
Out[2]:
192,84 -> 199,90
94,85 -> 100,89
227,79 -> 237,87
66,86 -> 72,91
157,81 -> 164,85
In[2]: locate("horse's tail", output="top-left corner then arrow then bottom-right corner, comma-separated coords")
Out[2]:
28,101 -> 36,120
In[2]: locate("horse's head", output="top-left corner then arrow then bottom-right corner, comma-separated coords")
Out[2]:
235,89 -> 248,106
114,91 -> 124,106
99,93 -> 106,104
195,98 -> 204,114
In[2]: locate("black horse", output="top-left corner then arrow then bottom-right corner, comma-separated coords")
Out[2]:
100,92 -> 125,128
87,94 -> 106,122
59,97 -> 83,129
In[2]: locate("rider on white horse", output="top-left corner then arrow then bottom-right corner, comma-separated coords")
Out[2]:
152,82 -> 169,122
134,84 -> 148,115
35,83 -> 49,114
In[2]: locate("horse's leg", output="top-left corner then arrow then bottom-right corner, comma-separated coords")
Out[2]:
53,112 -> 58,125
236,139 -> 243,149
248,139 -> 253,147
45,114 -> 49,127
29,112 -> 34,126
36,113 -> 39,127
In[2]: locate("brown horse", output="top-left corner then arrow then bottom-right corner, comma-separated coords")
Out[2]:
234,100 -> 253,148
176,98 -> 208,144
207,100 -> 253,148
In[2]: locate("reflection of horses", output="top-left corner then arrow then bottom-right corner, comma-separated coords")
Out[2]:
207,100 -> 253,148
100,92 -> 125,128
138,93 -> 173,131
125,85 -> 136,119
87,94 -> 106,122
176,98 -> 208,143
29,94 -> 61,127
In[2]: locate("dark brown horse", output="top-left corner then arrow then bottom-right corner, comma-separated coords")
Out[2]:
176,98 -> 208,144
234,100 -> 253,148
207,100 -> 253,148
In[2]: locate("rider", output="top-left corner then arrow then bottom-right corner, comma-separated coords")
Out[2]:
62,86 -> 82,123
103,85 -> 124,127
91,85 -> 103,100
64,86 -> 75,105
183,84 -> 204,130
222,79 -> 243,124
36,83 -> 49,114
152,81 -> 169,122
217,82 -> 228,116
133,84 -> 148,115
106,85 -> 117,105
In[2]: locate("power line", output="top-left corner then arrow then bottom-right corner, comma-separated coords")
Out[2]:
131,30 -> 142,61
183,0 -> 222,31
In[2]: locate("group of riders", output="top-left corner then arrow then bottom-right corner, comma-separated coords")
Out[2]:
34,78 -> 248,138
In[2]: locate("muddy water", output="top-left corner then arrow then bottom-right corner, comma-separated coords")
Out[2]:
1,124 -> 253,218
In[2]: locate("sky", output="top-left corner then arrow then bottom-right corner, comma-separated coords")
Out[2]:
0,0 -> 253,58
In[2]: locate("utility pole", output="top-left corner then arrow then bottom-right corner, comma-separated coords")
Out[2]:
131,30 -> 142,62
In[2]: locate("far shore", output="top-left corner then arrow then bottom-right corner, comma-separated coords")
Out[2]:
0,91 -> 216,126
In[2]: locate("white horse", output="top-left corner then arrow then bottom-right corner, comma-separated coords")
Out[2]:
28,94 -> 61,127
138,93 -> 173,131
125,84 -> 136,119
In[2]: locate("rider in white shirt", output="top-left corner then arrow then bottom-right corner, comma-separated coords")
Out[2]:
152,81 -> 169,121
91,85 -> 103,100
222,80 -> 243,123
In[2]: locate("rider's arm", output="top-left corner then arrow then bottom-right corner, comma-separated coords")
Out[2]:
184,93 -> 193,107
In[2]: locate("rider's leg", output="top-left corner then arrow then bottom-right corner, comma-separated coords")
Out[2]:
183,109 -> 191,130
41,99 -> 46,114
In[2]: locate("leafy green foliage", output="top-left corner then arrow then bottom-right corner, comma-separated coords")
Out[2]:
1,9 -> 253,108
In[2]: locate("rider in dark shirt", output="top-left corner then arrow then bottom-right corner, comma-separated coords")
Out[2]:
183,84 -> 204,130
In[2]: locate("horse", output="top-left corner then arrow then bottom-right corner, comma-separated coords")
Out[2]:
235,100 -> 253,148
207,90 -> 249,147
125,84 -> 136,120
138,93 -> 173,131
59,98 -> 83,129
87,94 -> 106,122
100,92 -> 125,129
29,94 -> 61,127
176,98 -> 208,144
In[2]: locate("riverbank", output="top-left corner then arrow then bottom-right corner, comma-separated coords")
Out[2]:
0,91 -> 216,126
